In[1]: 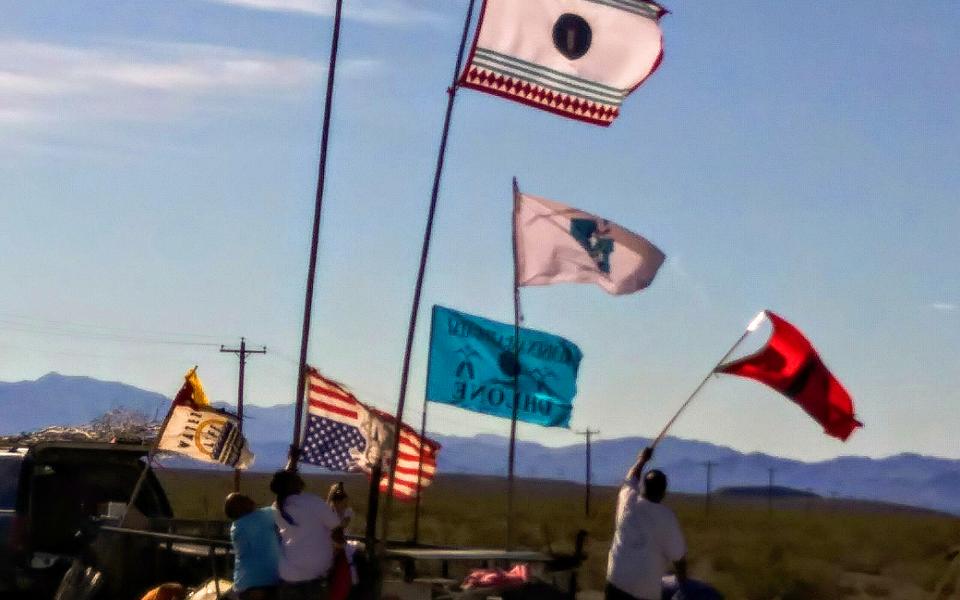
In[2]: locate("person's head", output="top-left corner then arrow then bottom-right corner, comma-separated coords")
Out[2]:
270,469 -> 305,499
327,481 -> 348,506
223,493 -> 256,521
642,469 -> 668,503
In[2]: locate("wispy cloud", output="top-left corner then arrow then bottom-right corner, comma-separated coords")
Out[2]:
0,39 -> 378,134
202,0 -> 446,26
931,302 -> 957,313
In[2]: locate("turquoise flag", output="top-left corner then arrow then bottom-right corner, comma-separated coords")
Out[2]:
426,305 -> 582,428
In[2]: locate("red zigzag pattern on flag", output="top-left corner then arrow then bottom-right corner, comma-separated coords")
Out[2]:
462,66 -> 620,126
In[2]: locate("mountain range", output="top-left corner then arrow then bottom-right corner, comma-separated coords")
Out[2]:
3,372 -> 959,515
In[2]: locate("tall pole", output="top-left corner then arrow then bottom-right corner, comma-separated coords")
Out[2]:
220,337 -> 266,491
703,460 -> 718,521
577,429 -> 600,517
289,0 -> 345,470
380,0 -> 478,545
411,373 -> 432,543
652,311 -> 767,449
506,177 -> 523,549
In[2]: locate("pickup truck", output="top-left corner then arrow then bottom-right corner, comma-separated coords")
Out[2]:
0,441 -> 172,597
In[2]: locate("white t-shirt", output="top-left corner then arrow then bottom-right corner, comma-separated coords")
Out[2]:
606,480 -> 686,600
274,492 -> 342,583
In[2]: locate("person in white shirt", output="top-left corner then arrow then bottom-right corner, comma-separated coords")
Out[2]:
606,447 -> 687,600
270,470 -> 344,600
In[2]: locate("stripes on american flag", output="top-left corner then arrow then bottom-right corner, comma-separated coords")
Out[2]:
301,368 -> 439,500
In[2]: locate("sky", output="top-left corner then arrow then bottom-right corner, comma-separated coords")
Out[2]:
0,0 -> 957,462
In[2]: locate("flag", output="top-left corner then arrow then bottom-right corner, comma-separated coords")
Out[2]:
172,366 -> 210,408
460,0 -> 667,126
515,191 -> 665,295
158,405 -> 254,468
300,369 -> 440,500
426,305 -> 582,428
717,311 -> 863,441
158,368 -> 253,468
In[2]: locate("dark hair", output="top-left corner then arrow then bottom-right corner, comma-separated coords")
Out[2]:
270,470 -> 304,525
224,493 -> 255,521
270,470 -> 304,497
643,469 -> 668,503
327,481 -> 348,503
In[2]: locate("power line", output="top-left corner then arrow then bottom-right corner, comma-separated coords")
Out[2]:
0,312 -> 226,340
0,319 -> 222,347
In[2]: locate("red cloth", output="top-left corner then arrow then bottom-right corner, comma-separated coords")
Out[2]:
462,564 -> 530,589
718,311 -> 862,441
328,549 -> 352,600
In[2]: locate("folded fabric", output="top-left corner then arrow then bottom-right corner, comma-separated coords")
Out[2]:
462,564 -> 530,589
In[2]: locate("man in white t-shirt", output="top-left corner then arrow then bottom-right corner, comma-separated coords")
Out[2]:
606,447 -> 687,600
270,470 -> 345,600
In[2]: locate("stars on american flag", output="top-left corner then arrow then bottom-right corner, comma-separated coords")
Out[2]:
301,415 -> 366,471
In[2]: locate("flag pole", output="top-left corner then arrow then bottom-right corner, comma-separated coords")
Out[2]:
380,0 -> 478,545
120,368 -> 192,527
506,177 -> 523,550
289,0 -> 345,471
411,310 -> 437,543
651,312 -> 767,449
410,395 -> 430,543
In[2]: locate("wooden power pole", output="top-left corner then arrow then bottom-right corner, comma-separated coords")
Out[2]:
220,337 -> 266,491
703,460 -> 719,521
576,429 -> 599,517
767,467 -> 777,515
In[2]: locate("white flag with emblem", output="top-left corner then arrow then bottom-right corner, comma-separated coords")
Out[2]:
158,405 -> 254,469
460,0 -> 667,126
515,190 -> 665,295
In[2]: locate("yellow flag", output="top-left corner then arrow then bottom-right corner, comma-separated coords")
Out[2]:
185,367 -> 210,407
173,366 -> 210,408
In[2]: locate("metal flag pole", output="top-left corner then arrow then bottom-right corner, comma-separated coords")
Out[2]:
221,337 -> 266,491
411,311 -> 437,543
380,0 -> 478,545
289,0 -> 345,470
506,177 -> 523,549
651,311 -> 767,449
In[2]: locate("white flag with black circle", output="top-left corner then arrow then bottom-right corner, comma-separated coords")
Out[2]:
460,0 -> 667,126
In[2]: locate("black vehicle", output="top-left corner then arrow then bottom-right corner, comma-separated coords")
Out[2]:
0,441 -> 172,597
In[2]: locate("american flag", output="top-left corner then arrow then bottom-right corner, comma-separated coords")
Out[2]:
300,368 -> 440,500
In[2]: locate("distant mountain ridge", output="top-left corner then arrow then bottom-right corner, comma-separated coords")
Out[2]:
2,373 -> 959,515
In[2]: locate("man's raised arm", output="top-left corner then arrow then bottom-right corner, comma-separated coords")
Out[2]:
627,446 -> 654,482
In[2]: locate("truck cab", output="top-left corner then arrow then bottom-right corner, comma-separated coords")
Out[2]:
0,441 -> 172,596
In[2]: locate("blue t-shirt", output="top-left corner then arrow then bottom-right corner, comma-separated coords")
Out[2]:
231,507 -> 281,591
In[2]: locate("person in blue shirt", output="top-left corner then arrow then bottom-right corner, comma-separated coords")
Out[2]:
225,493 -> 281,600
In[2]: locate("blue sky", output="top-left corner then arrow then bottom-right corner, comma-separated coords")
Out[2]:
0,0 -> 957,462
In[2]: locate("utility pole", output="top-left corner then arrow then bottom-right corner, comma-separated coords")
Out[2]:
576,429 -> 599,517
767,467 -> 776,515
220,337 -> 266,492
703,460 -> 719,521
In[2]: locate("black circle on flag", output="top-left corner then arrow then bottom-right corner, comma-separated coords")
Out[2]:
498,351 -> 521,377
553,13 -> 592,60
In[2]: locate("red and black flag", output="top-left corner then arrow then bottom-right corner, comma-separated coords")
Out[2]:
718,311 -> 863,441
